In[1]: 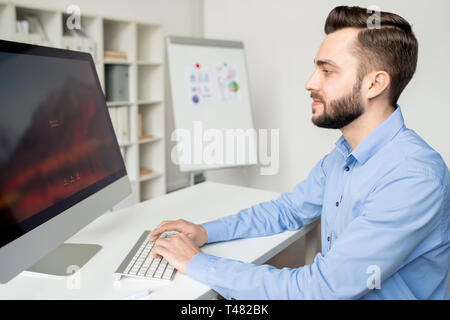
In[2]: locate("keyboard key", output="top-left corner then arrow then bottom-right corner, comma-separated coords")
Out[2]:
162,273 -> 172,280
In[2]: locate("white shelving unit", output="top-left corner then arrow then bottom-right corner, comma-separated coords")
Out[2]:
0,1 -> 167,209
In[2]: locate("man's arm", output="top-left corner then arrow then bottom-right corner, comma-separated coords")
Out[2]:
183,167 -> 446,299
201,154 -> 329,243
150,154 -> 329,244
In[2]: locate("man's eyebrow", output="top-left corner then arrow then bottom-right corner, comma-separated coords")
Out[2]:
314,59 -> 340,69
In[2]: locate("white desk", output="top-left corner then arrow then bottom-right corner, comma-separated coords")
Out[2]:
0,182 -> 319,300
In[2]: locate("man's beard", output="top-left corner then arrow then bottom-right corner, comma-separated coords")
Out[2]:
311,80 -> 364,129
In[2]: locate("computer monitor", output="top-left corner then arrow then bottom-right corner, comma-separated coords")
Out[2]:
0,40 -> 131,283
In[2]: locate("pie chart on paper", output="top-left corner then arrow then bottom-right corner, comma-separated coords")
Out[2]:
228,81 -> 239,92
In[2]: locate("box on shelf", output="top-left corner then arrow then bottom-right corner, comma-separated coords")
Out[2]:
104,50 -> 127,61
140,167 -> 154,178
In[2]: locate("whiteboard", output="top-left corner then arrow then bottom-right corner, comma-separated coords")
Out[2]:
166,36 -> 257,172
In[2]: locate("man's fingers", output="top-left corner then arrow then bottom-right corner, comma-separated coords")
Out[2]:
152,238 -> 170,258
152,246 -> 168,259
149,220 -> 177,240
149,220 -> 186,241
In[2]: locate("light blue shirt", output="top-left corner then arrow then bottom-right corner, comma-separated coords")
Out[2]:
186,106 -> 450,299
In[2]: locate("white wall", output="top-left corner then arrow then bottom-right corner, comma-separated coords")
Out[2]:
203,0 -> 450,193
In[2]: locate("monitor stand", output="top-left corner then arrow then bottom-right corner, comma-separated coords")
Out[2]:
26,243 -> 102,277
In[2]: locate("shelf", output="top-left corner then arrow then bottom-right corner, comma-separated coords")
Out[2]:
138,103 -> 164,138
137,64 -> 164,101
137,60 -> 162,66
103,19 -> 135,61
138,135 -> 162,144
139,141 -> 165,178
107,100 -> 163,106
139,168 -> 163,182
15,6 -> 62,47
104,60 -> 132,65
118,140 -> 134,147
137,24 -> 163,62
106,100 -> 163,107
106,101 -> 133,107
137,99 -> 163,105
0,4 -> 14,40
140,173 -> 166,200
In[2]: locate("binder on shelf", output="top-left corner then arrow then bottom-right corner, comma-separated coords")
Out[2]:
16,20 -> 29,34
119,147 -> 126,159
105,64 -> 129,102
108,107 -> 119,140
117,106 -> 130,145
108,106 -> 129,145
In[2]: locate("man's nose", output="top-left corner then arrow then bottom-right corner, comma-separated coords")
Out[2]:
305,71 -> 320,92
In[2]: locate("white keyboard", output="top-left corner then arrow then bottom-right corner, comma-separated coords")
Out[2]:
114,230 -> 178,281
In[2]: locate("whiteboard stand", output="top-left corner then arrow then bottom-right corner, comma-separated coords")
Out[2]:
189,172 -> 194,186
189,171 -> 206,186
167,36 -> 257,190
189,172 -> 196,186
189,167 -> 250,187
242,166 -> 250,187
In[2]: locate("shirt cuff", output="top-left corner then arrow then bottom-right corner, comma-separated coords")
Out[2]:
201,219 -> 229,243
186,252 -> 220,283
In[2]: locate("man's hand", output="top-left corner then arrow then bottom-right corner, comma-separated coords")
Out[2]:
149,219 -> 208,247
152,233 -> 200,274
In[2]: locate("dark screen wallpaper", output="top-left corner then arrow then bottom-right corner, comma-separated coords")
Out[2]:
0,51 -> 123,237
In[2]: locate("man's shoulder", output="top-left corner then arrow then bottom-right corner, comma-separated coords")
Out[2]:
388,128 -> 449,183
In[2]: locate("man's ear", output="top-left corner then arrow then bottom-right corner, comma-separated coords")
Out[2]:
364,70 -> 391,100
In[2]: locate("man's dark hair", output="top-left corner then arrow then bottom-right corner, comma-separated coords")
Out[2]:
324,6 -> 418,106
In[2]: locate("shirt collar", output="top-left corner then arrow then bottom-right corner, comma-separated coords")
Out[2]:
335,105 -> 405,165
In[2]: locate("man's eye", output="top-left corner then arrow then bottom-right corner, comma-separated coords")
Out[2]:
322,69 -> 332,74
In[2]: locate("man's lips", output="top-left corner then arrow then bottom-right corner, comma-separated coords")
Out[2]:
312,99 -> 323,106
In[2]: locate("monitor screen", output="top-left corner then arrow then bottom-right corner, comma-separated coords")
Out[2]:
0,42 -> 127,249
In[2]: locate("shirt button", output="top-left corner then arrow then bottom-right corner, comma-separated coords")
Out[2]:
336,201 -> 339,207
345,166 -> 350,172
